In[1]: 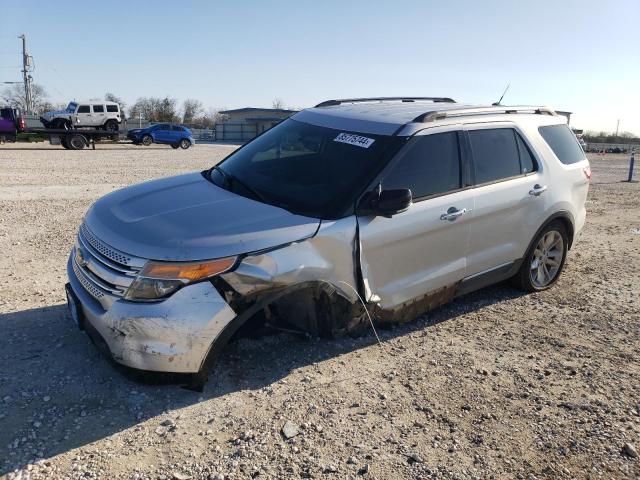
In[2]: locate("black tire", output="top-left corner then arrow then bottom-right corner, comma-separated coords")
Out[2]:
142,134 -> 153,146
104,120 -> 119,132
179,138 -> 190,149
171,144 -> 179,149
52,118 -> 71,130
512,220 -> 568,292
61,138 -> 70,149
67,134 -> 86,150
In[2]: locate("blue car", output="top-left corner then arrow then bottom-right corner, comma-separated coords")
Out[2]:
127,123 -> 195,149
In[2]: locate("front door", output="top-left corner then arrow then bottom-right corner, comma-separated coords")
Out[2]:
75,105 -> 92,126
358,127 -> 473,312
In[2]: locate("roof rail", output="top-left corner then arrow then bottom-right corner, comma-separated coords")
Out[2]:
315,97 -> 456,108
413,105 -> 557,123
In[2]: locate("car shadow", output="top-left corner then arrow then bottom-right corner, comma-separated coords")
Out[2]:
0,283 -> 526,474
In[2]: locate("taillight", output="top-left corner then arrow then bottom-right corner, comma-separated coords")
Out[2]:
18,117 -> 25,131
583,166 -> 592,180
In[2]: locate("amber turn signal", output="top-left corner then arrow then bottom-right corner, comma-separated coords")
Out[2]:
139,257 -> 236,281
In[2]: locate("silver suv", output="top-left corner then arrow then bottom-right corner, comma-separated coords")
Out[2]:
66,97 -> 590,387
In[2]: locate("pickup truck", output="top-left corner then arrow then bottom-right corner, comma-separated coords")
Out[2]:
0,107 -> 25,142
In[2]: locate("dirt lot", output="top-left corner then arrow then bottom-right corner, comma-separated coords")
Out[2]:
0,143 -> 638,480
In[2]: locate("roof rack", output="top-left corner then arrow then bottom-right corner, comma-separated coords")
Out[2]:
413,105 -> 557,123
315,97 -> 456,108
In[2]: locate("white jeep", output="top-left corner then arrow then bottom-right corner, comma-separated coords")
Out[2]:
41,101 -> 122,132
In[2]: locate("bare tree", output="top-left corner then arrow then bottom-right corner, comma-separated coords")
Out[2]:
128,96 -> 178,122
182,99 -> 204,124
272,98 -> 285,109
1,83 -> 50,114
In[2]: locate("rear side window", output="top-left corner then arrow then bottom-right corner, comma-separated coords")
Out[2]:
106,105 -> 119,112
469,128 -> 522,184
172,125 -> 183,131
92,105 -> 104,113
539,124 -> 586,164
77,105 -> 90,113
383,131 -> 461,199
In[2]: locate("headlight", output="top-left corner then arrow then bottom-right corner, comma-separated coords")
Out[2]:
124,257 -> 236,301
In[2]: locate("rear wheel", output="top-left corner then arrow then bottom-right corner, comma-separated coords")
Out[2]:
67,134 -> 86,150
104,120 -> 119,132
61,138 -> 70,149
142,134 -> 153,146
512,221 -> 568,291
179,139 -> 190,149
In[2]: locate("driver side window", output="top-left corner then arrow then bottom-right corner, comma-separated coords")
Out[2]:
383,131 -> 462,200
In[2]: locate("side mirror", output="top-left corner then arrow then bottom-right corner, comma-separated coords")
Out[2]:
359,188 -> 412,217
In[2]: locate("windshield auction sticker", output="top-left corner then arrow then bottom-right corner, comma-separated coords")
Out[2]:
333,133 -> 375,148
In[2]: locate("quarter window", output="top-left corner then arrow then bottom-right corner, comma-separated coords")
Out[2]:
383,131 -> 461,198
516,133 -> 535,173
539,124 -> 585,165
92,105 -> 104,113
77,105 -> 90,113
469,128 -> 522,184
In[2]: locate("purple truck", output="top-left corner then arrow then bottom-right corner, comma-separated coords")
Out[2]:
0,107 -> 25,142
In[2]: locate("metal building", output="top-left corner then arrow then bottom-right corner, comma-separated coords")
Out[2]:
214,107 -> 297,142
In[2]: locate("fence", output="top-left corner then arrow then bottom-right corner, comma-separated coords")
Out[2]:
585,142 -> 638,152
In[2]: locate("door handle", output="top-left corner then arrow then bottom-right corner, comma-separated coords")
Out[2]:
440,207 -> 470,221
528,184 -> 548,196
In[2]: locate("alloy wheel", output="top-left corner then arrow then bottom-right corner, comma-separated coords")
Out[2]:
530,230 -> 564,288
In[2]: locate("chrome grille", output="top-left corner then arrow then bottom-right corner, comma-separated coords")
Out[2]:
80,223 -> 132,266
72,259 -> 104,299
72,224 -> 146,304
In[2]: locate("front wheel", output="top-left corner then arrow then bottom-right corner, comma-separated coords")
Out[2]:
179,139 -> 191,149
142,134 -> 153,146
512,221 -> 568,291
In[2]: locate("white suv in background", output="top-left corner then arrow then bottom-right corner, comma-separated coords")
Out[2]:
66,97 -> 591,388
41,100 -> 122,131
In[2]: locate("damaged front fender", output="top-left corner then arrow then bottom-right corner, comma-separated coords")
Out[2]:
219,217 -> 368,336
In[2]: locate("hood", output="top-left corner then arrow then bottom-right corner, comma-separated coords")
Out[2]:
42,109 -> 68,119
84,172 -> 321,261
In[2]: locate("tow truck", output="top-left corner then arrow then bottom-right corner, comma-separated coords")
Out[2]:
0,107 -> 118,150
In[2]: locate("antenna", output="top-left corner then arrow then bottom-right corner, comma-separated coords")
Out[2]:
492,83 -> 510,106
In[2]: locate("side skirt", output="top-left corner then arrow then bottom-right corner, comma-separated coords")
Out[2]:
455,260 -> 522,298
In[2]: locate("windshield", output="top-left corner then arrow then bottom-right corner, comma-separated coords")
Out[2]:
66,102 -> 77,113
211,118 -> 404,218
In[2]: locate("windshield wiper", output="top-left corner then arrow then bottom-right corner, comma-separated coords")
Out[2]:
210,166 -> 270,204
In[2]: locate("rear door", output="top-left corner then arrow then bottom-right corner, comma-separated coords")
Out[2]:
358,126 -> 474,312
464,124 -> 547,276
91,104 -> 106,126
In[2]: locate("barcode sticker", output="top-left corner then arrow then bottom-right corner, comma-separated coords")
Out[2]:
333,133 -> 375,149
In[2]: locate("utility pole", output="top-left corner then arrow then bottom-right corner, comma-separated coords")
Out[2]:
18,34 -> 33,115
615,119 -> 620,138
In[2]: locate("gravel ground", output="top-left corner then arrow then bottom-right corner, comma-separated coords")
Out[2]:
0,143 -> 638,480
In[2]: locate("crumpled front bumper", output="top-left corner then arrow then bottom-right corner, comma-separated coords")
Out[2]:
66,255 -> 236,373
